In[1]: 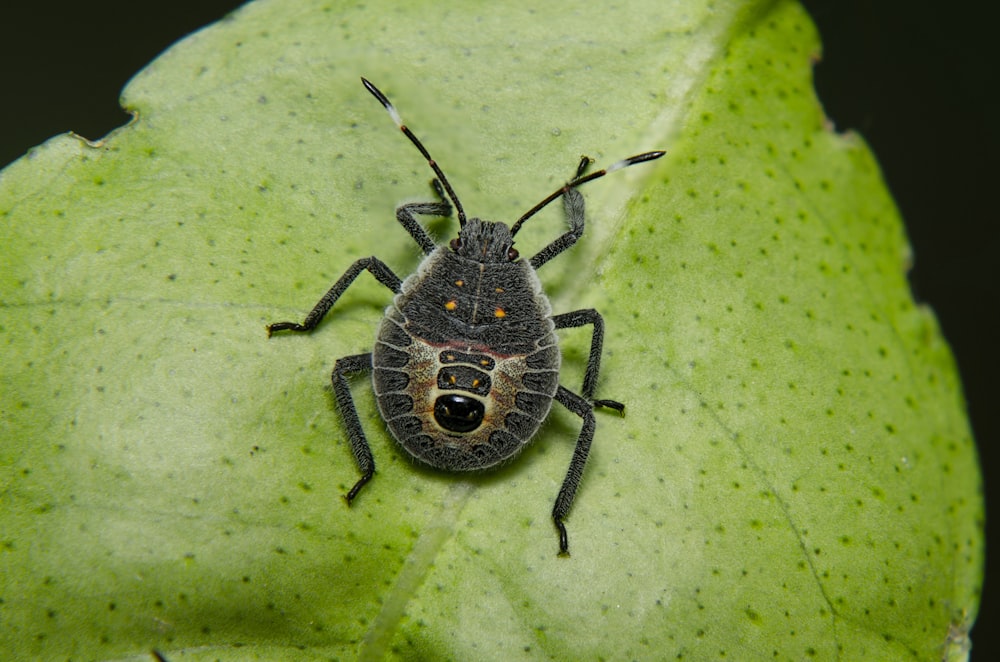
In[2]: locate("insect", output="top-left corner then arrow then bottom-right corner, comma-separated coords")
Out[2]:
267,77 -> 664,555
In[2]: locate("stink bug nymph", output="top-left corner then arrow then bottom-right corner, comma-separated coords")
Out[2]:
267,78 -> 664,555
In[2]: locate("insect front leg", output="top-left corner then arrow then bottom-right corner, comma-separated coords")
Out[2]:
529,156 -> 592,270
332,353 -> 377,503
552,309 -> 625,414
266,257 -> 402,335
395,178 -> 453,255
551,384 -> 601,557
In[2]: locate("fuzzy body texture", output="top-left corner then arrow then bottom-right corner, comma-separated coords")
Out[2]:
372,245 -> 560,470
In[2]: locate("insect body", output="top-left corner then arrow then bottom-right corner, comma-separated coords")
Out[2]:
268,77 -> 664,555
373,230 -> 560,472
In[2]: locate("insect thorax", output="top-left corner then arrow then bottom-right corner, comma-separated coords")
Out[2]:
371,248 -> 561,471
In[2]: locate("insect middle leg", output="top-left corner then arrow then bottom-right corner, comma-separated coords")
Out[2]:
552,309 -> 624,413
266,257 -> 402,335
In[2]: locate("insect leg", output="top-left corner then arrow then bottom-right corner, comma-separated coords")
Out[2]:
332,353 -> 376,504
552,308 -> 603,400
529,187 -> 586,270
396,178 -> 453,255
266,257 -> 402,335
515,151 -> 664,263
551,384 -> 599,556
552,309 -> 625,413
527,156 -> 597,269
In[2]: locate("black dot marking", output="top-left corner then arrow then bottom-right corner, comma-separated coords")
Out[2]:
434,394 -> 485,433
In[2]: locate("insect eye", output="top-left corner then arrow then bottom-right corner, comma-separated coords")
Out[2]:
507,247 -> 519,261
450,238 -> 462,251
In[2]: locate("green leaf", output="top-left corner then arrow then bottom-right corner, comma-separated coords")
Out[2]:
0,0 -> 983,660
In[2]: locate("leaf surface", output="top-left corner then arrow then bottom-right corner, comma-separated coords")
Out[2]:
0,0 -> 982,660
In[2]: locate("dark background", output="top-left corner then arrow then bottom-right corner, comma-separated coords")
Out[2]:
2,0 -> 994,657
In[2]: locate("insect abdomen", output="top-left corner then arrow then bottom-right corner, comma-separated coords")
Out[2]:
371,251 -> 560,471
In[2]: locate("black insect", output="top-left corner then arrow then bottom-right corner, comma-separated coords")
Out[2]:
267,77 -> 664,555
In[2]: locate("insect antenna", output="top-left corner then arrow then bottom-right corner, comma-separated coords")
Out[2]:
361,77 -> 468,227
509,150 -> 665,237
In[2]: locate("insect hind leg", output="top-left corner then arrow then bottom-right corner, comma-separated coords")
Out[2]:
551,384 -> 602,556
332,352 -> 376,504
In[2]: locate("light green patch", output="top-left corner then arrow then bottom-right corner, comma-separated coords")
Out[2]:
0,0 -> 982,660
